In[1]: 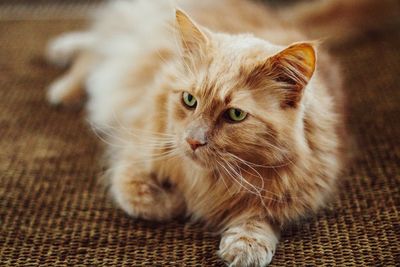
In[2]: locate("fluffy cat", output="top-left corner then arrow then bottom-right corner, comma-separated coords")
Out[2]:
45,0 -> 364,265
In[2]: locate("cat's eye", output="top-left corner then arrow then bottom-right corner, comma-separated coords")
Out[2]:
226,108 -> 247,122
182,92 -> 197,108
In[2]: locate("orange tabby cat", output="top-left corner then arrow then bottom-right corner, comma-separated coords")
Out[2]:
45,0 -> 359,265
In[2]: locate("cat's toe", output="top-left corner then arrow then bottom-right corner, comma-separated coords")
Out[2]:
219,234 -> 275,267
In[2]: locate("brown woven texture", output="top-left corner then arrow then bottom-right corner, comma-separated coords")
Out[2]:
0,5 -> 399,267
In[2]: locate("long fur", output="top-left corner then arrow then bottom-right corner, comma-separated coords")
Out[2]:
44,0 -> 368,265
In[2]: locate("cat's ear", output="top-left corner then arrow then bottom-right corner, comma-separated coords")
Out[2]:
268,42 -> 316,108
175,9 -> 209,55
248,42 -> 316,108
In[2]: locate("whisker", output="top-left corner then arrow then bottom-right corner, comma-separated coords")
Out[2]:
214,159 -> 235,196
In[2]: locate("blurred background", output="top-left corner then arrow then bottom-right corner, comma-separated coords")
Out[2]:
0,0 -> 399,266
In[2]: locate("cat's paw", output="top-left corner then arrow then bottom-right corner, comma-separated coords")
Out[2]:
111,178 -> 185,221
219,228 -> 276,267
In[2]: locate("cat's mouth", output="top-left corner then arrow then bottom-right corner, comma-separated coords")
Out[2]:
185,149 -> 201,161
183,149 -> 208,167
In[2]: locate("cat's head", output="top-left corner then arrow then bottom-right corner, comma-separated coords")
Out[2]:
167,10 -> 316,171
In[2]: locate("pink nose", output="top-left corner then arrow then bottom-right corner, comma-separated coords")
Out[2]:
186,138 -> 207,151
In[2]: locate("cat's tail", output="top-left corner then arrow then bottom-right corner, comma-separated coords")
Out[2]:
278,0 -> 400,41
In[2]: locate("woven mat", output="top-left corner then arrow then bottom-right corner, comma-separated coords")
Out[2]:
0,4 -> 399,267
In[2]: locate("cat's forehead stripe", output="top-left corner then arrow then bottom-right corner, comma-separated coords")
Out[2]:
195,78 -> 235,110
193,60 -> 243,107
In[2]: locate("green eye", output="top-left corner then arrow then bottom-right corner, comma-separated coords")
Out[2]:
227,108 -> 247,122
182,92 -> 197,108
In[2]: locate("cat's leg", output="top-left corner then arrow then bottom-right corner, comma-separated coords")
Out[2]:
219,219 -> 279,267
109,162 -> 185,221
47,52 -> 94,106
46,31 -> 94,67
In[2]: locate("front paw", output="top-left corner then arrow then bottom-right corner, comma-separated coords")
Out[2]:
219,228 -> 276,266
111,179 -> 185,221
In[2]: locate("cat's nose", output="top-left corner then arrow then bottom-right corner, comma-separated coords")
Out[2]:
186,137 -> 207,151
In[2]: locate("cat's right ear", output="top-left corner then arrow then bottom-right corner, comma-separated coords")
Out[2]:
175,9 -> 209,56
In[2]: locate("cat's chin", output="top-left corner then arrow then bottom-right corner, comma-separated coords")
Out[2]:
183,150 -> 209,169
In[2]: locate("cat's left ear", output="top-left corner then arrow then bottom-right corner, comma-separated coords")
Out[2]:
248,42 -> 316,108
175,9 -> 209,55
269,42 -> 316,108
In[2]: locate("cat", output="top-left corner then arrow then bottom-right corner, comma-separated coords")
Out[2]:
45,0 -> 382,265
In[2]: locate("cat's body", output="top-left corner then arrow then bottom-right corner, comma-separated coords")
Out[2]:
47,0 -> 350,265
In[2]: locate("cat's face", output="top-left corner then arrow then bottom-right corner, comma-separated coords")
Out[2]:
167,10 -> 315,171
